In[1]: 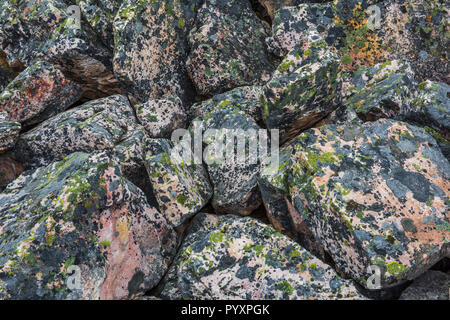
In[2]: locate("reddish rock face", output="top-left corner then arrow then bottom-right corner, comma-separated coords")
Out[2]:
0,152 -> 177,300
0,61 -> 83,127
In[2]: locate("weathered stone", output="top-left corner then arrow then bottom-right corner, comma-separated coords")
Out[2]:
0,156 -> 23,191
15,95 -> 137,169
399,270 -> 449,300
161,213 -> 365,300
256,0 -> 307,21
0,112 -> 20,153
186,0 -> 274,96
136,96 -> 187,138
113,0 -> 202,104
190,85 -> 264,123
262,38 -> 342,143
194,106 -> 262,215
0,151 -> 177,300
0,49 -> 16,92
260,119 -> 450,288
0,61 -> 82,127
144,138 -> 212,227
0,0 -> 123,100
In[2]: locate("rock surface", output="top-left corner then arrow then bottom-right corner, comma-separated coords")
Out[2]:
399,270 -> 449,300
0,112 -> 20,153
0,151 -> 176,300
161,213 -> 364,300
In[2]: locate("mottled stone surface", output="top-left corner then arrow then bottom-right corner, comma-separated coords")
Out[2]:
190,85 -> 264,123
0,112 -> 20,153
113,0 -> 201,104
399,270 -> 449,300
0,61 -> 82,127
186,0 -> 274,96
260,119 -> 450,288
194,106 -> 262,215
136,96 -> 187,138
0,152 -> 177,300
15,95 -> 137,169
161,213 -> 364,300
262,37 -> 342,143
144,138 -> 212,227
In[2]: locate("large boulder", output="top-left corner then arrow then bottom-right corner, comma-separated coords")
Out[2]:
0,61 -> 82,127
262,37 -> 342,143
144,138 -> 213,227
113,0 -> 202,104
186,0 -> 274,96
161,213 -> 364,300
260,119 -> 450,289
14,95 -> 137,169
0,112 -> 20,153
0,151 -> 177,300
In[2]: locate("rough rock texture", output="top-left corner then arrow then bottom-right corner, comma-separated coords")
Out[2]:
0,61 -> 82,127
0,49 -> 16,92
144,138 -> 212,227
399,270 -> 449,300
0,152 -> 177,300
256,0 -> 307,20
194,106 -> 262,215
190,85 -> 264,123
262,36 -> 342,143
186,0 -> 274,96
15,95 -> 137,169
260,119 -> 450,288
161,213 -> 365,300
0,156 -> 24,191
0,0 -> 124,100
113,0 -> 202,104
0,112 -> 20,153
136,96 -> 187,138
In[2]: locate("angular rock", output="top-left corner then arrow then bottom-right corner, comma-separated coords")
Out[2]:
0,0 -> 123,100
113,0 -> 201,104
136,96 -> 187,138
187,0 -> 274,96
144,138 -> 213,227
0,151 -> 177,300
262,38 -> 342,143
399,270 -> 449,300
0,112 -> 20,153
190,85 -> 264,123
267,2 -> 336,57
260,118 -> 450,288
0,61 -> 83,127
0,156 -> 24,191
195,106 -> 262,215
15,95 -> 137,169
161,213 -> 364,300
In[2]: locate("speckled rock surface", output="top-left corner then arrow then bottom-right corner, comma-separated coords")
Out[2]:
190,85 -> 264,123
194,106 -> 262,215
144,138 -> 212,227
0,0 -> 123,100
136,96 -> 187,138
113,0 -> 201,104
14,95 -> 137,169
260,119 -> 450,288
161,213 -> 365,300
0,112 -> 20,153
0,61 -> 82,127
0,151 -> 177,300
262,37 -> 342,143
186,0 -> 274,96
399,270 -> 449,300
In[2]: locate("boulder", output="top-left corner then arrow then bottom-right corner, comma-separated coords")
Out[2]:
0,61 -> 82,127
161,213 -> 364,300
186,0 -> 274,96
0,151 -> 177,300
15,95 -> 137,169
